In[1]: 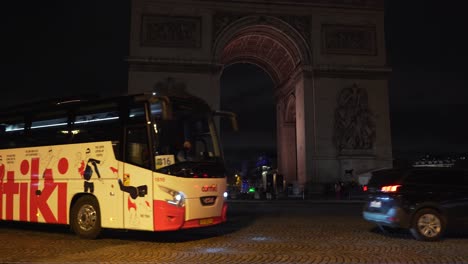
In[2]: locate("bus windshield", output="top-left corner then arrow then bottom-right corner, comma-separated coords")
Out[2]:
150,101 -> 222,169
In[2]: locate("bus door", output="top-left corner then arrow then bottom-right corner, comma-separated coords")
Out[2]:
120,126 -> 154,231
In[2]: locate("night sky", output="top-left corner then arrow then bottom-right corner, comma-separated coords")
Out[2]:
3,1 -> 468,166
385,1 -> 468,160
3,1 -> 130,104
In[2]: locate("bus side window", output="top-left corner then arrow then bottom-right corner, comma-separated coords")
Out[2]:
112,141 -> 120,160
72,104 -> 121,143
125,126 -> 150,169
29,111 -> 70,146
0,117 -> 26,149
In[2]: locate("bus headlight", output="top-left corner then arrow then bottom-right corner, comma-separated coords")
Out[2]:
159,186 -> 185,207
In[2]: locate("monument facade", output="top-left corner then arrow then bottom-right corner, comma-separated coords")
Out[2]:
128,0 -> 392,192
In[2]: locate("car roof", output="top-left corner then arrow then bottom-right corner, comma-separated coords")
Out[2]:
368,166 -> 468,187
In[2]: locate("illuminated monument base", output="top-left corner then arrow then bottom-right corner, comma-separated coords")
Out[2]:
127,0 -> 393,195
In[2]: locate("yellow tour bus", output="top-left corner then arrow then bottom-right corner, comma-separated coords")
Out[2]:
0,92 -> 237,238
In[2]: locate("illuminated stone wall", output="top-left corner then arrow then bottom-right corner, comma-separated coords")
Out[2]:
128,0 -> 392,191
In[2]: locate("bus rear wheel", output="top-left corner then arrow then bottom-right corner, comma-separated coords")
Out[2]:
71,196 -> 101,239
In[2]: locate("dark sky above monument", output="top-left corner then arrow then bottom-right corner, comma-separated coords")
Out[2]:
2,0 -> 468,163
385,1 -> 468,159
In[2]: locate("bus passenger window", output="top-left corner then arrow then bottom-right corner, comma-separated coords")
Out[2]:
125,127 -> 150,169
0,116 -> 26,149
29,111 -> 69,146
128,106 -> 146,125
112,141 -> 120,160
72,104 -> 120,143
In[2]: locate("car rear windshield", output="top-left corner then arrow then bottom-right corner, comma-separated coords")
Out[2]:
368,168 -> 468,187
368,169 -> 405,187
405,168 -> 468,185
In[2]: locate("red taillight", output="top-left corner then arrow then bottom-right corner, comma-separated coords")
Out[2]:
386,216 -> 399,222
381,185 -> 401,193
193,173 -> 209,178
363,185 -> 368,192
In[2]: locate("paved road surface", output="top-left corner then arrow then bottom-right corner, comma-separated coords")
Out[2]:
0,200 -> 467,263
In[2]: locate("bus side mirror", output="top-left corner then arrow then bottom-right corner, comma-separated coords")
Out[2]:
140,94 -> 173,120
149,96 -> 172,120
214,111 -> 238,132
160,97 -> 173,120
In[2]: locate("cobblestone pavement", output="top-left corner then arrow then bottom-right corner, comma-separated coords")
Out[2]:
1,200 -> 467,263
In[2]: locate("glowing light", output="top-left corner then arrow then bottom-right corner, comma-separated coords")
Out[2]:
5,127 -> 24,132
60,130 -> 80,135
74,116 -> 119,124
153,123 -> 158,133
381,185 -> 401,193
31,122 -> 68,129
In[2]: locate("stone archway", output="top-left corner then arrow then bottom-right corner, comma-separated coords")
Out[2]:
127,0 -> 393,195
213,15 -> 311,83
213,15 -> 311,185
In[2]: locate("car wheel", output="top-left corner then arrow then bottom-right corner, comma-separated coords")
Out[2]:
410,208 -> 445,242
71,196 -> 101,239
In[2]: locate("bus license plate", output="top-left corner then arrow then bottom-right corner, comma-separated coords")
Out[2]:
199,218 -> 214,225
370,201 -> 382,208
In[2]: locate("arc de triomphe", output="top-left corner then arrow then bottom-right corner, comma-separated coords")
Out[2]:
127,0 -> 393,191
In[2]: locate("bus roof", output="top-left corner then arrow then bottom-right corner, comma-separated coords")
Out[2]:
0,93 -> 212,117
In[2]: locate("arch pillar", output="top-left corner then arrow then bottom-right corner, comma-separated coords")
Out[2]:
294,68 -> 315,188
276,87 -> 297,185
276,67 -> 316,188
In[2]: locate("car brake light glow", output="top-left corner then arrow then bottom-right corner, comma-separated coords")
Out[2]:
381,185 -> 401,193
386,216 -> 399,222
363,185 -> 368,192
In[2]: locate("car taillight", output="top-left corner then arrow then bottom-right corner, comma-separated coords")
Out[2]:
362,185 -> 368,192
380,185 -> 401,193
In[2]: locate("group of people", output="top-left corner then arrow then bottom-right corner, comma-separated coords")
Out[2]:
334,180 -> 360,200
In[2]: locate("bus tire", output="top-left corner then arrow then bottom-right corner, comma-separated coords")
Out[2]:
71,196 -> 102,239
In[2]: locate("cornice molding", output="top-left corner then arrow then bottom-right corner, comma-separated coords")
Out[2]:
313,64 -> 392,79
195,0 -> 384,10
127,56 -> 223,73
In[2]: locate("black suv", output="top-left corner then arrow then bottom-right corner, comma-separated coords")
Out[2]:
363,167 -> 468,241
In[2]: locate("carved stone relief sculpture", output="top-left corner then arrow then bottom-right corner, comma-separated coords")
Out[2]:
334,84 -> 376,152
321,24 -> 377,56
141,15 -> 201,48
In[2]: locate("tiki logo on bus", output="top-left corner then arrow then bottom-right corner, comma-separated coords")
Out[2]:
0,155 -> 68,224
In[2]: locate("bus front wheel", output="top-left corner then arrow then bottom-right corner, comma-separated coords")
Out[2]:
71,196 -> 102,239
